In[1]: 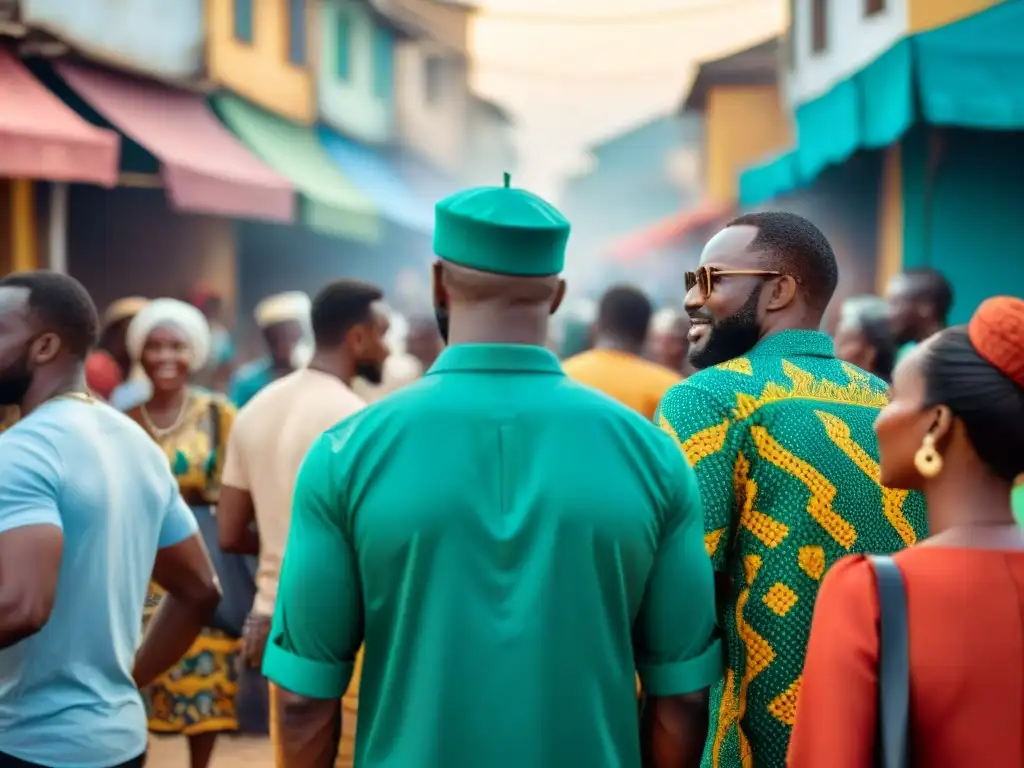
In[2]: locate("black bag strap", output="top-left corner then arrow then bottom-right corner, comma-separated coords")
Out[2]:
869,555 -> 910,768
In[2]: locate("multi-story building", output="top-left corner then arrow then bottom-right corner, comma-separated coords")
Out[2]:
744,0 -> 1023,320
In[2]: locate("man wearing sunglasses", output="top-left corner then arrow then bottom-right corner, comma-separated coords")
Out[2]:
655,212 -> 928,768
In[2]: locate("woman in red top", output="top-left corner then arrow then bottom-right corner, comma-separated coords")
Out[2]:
788,296 -> 1024,768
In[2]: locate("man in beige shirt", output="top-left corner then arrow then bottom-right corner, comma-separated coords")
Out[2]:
218,279 -> 390,768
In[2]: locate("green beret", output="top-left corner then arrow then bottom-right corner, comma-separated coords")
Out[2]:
433,173 -> 570,276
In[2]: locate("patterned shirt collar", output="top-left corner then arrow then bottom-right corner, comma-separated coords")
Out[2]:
748,329 -> 835,360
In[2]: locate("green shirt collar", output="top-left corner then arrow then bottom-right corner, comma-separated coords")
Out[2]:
428,343 -> 564,376
749,329 -> 835,360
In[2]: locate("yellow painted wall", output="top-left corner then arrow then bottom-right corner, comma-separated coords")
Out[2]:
908,0 -> 1004,32
705,84 -> 793,202
207,0 -> 316,124
3,179 -> 39,274
876,143 -> 903,294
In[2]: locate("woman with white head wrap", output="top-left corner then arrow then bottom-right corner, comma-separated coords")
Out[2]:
124,299 -> 249,766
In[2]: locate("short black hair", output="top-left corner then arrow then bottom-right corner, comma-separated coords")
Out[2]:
923,326 -> 1024,482
310,280 -> 384,347
859,313 -> 896,382
902,268 -> 954,322
727,211 -> 838,314
597,285 -> 653,347
0,271 -> 99,359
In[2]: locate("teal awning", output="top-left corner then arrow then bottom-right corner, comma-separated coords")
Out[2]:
739,40 -> 913,205
915,0 -> 1024,128
741,0 -> 1024,205
738,150 -> 797,206
213,94 -> 379,242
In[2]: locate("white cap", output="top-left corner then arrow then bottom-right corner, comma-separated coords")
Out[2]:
254,291 -> 311,329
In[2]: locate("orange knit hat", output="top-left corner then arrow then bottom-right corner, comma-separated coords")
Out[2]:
967,296 -> 1024,388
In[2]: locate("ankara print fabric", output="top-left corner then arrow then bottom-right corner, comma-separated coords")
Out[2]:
656,330 -> 927,768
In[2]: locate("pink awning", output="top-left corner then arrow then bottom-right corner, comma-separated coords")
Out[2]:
0,49 -> 118,185
56,63 -> 294,222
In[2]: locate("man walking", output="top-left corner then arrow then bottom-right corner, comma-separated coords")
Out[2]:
563,285 -> 681,419
218,280 -> 390,767
0,272 -> 220,768
884,267 -> 953,365
263,177 -> 721,767
657,212 -> 929,768
229,291 -> 312,408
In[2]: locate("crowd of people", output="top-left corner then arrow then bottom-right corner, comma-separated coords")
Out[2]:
0,174 -> 1021,768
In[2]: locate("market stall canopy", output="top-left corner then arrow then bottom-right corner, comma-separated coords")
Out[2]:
0,49 -> 118,185
318,126 -> 432,233
740,0 -> 1024,206
606,201 -> 732,263
56,62 -> 294,222
214,94 -> 379,242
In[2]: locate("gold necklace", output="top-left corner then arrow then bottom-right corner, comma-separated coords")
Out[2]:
140,394 -> 191,438
52,392 -> 96,404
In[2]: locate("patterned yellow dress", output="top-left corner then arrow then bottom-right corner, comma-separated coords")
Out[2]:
130,389 -> 242,736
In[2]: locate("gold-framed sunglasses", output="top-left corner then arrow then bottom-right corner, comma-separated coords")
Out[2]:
684,265 -> 782,299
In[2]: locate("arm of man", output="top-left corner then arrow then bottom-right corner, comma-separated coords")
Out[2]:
218,413 -> 259,556
656,380 -> 740,608
262,433 -> 363,768
133,473 -> 221,688
635,436 -> 723,768
0,431 -> 65,649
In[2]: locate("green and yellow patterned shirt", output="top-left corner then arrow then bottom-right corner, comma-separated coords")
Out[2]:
656,330 -> 928,768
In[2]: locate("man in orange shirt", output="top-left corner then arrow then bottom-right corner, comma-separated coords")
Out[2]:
563,285 -> 681,420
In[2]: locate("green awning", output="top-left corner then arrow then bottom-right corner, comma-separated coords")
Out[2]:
738,150 -> 797,205
213,94 -> 379,242
915,0 -> 1024,128
739,39 -> 914,205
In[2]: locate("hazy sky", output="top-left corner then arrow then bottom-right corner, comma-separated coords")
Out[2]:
469,0 -> 785,199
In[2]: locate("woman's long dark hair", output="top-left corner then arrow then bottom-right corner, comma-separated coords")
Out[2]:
923,326 -> 1024,482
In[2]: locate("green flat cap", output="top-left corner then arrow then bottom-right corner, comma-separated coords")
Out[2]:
433,173 -> 571,276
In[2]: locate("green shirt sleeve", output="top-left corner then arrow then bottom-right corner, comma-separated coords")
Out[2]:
656,380 -> 740,571
634,438 -> 722,696
262,433 -> 363,699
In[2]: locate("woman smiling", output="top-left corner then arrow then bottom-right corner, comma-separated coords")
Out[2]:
125,299 -> 249,768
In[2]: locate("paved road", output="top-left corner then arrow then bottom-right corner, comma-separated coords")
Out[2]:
147,735 -> 275,768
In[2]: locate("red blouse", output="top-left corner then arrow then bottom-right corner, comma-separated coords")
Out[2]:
788,547 -> 1024,768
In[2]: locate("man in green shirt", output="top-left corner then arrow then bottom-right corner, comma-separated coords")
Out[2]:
263,175 -> 722,767
657,212 -> 928,768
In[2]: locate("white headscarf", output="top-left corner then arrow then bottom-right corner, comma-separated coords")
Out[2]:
126,298 -> 212,372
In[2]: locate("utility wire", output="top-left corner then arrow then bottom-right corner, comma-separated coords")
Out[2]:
471,0 -> 768,25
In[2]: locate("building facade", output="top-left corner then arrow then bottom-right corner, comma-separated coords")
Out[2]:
207,0 -> 316,124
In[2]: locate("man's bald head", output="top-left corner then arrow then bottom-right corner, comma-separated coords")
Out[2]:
433,260 -> 564,307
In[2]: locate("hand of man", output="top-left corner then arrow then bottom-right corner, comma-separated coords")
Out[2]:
241,612 -> 272,670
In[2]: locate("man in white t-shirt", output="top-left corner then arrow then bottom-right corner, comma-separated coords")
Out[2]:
218,280 -> 389,768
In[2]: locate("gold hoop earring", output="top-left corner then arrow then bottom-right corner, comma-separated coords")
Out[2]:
914,433 -> 943,478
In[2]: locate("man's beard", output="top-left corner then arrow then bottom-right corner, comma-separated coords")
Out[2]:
0,347 -> 34,406
355,359 -> 384,386
434,303 -> 449,344
688,287 -> 762,370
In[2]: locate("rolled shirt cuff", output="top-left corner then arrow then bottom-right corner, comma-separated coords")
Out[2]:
262,639 -> 354,700
637,638 -> 724,696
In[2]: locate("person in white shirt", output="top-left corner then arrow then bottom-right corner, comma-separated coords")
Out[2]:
216,279 -> 390,768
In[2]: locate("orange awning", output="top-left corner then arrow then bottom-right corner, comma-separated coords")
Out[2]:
0,49 -> 119,185
606,201 -> 733,263
56,63 -> 295,222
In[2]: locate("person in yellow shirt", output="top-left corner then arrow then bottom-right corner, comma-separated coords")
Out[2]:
562,285 -> 681,419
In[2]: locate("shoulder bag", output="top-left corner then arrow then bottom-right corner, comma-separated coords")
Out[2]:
869,555 -> 910,768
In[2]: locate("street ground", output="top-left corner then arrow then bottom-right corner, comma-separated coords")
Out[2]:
147,734 -> 275,767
